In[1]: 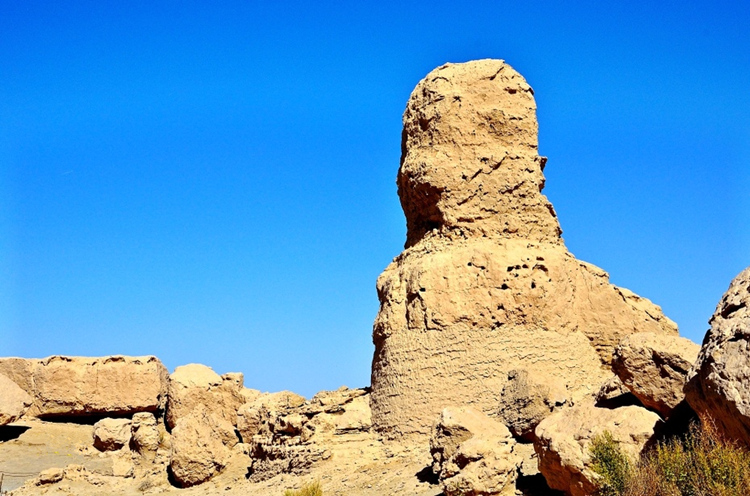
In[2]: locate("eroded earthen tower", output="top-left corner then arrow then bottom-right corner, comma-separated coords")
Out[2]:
370,59 -> 678,439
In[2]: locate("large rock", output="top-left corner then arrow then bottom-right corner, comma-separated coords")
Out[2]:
431,407 -> 521,496
685,266 -> 750,444
498,369 -> 569,441
130,412 -> 160,456
29,356 -> 168,417
613,332 -> 699,418
93,417 -> 132,451
0,373 -> 32,425
166,364 -> 245,429
370,59 -> 678,439
169,405 -> 237,487
534,404 -> 661,496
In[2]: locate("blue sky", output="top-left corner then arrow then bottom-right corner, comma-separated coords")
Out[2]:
2,1 -> 748,397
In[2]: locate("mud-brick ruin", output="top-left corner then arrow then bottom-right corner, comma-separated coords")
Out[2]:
370,59 -> 678,440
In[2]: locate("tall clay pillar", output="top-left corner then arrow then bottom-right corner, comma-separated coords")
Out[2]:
370,60 -> 677,440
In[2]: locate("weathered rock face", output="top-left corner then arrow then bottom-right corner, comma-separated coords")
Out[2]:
613,332 -> 699,418
430,407 -> 521,496
247,387 -> 371,482
685,266 -> 750,444
130,412 -> 160,456
0,372 -> 32,425
169,405 -> 237,487
498,369 -> 569,441
370,59 -> 678,439
164,366 -> 247,486
302,387 -> 372,438
237,402 -> 264,443
0,358 -> 35,395
534,404 -> 661,496
93,418 -> 132,451
398,60 -> 561,248
24,356 -> 168,417
237,390 -> 306,444
595,375 -> 630,403
166,364 -> 245,429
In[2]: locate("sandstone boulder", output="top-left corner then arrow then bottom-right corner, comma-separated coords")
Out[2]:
166,364 -> 245,429
613,332 -> 699,418
29,355 -> 168,417
169,405 -> 237,487
370,59 -> 677,439
534,404 -> 661,496
498,369 -> 569,441
130,412 -> 159,456
685,266 -> 750,444
0,372 -> 32,425
431,406 -> 521,496
37,467 -> 64,485
93,417 -> 132,451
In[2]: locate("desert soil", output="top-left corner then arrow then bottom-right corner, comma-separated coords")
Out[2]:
1,418 -> 441,496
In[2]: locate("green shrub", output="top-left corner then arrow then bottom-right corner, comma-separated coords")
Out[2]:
589,417 -> 750,496
633,418 -> 750,496
283,480 -> 323,496
590,431 -> 632,496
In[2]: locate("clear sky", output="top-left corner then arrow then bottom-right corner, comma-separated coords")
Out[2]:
2,1 -> 748,398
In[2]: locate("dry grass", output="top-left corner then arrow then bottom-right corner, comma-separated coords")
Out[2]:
591,416 -> 750,496
283,480 -> 323,496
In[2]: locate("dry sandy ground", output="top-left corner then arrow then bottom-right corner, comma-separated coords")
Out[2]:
0,419 -> 442,496
0,419 -> 112,493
